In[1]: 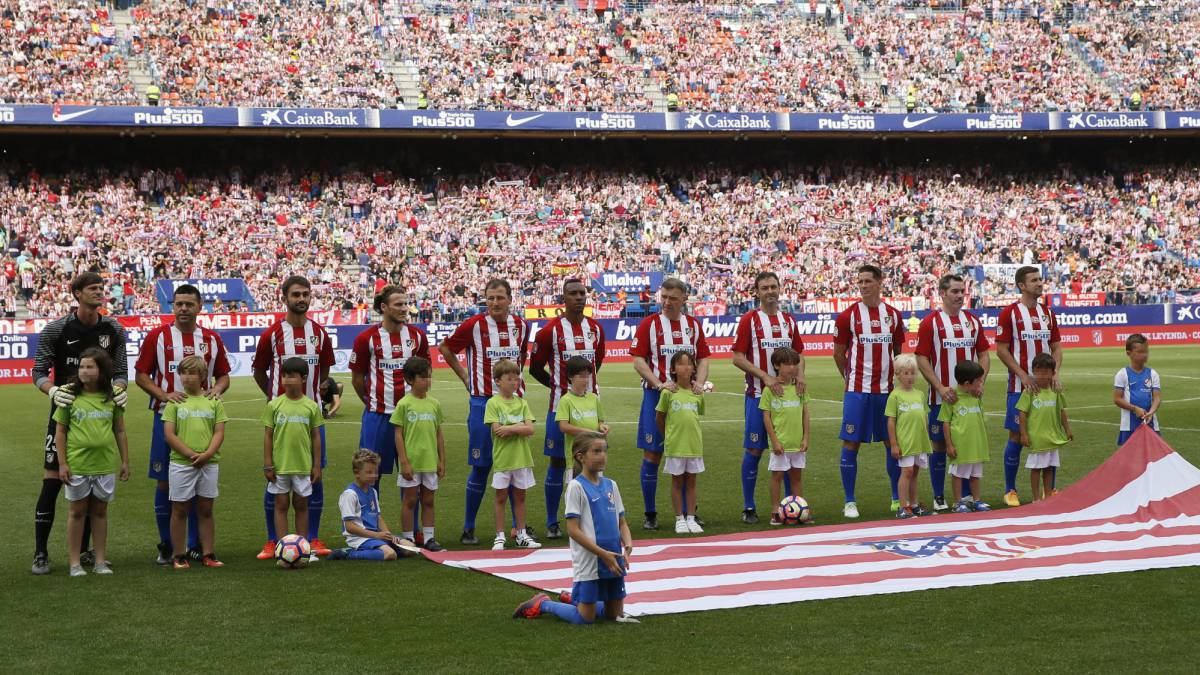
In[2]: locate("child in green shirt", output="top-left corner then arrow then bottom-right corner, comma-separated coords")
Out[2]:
485,359 -> 541,551
556,355 -> 610,479
1017,353 -> 1073,502
53,347 -> 129,577
162,356 -> 228,569
760,347 -> 811,525
262,357 -> 324,556
938,360 -> 991,513
390,357 -> 446,551
656,351 -> 706,535
886,354 -> 934,519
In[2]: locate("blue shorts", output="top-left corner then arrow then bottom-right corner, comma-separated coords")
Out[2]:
148,412 -> 169,480
928,404 -> 946,444
840,392 -> 890,444
571,576 -> 627,605
1005,392 -> 1022,432
743,395 -> 767,450
637,389 -> 664,453
544,409 -> 565,458
467,396 -> 494,467
359,411 -> 397,474
1118,421 -> 1160,446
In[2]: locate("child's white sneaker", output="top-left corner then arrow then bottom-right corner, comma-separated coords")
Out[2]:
515,531 -> 542,549
674,518 -> 689,534
492,533 -> 506,551
685,517 -> 704,534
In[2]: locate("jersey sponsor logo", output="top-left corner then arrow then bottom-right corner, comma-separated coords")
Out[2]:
166,360 -> 182,374
858,334 -> 893,344
896,401 -> 923,413
497,412 -> 525,424
955,405 -> 983,416
659,344 -> 695,357
1030,397 -> 1053,410
770,398 -> 802,410
562,349 -> 595,362
759,337 -> 792,350
71,408 -> 113,422
405,410 -> 438,423
274,413 -> 312,425
941,337 -> 976,349
486,346 -> 521,360
1019,330 -> 1052,341
174,407 -> 215,420
379,357 -> 408,371
291,354 -> 321,366
670,400 -> 699,413
570,409 -> 598,420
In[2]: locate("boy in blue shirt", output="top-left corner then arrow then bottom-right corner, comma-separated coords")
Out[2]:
330,450 -> 417,561
1113,333 -> 1162,446
513,432 -> 634,624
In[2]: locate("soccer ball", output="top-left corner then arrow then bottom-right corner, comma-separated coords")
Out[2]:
275,534 -> 311,569
702,380 -> 715,393
778,496 -> 810,525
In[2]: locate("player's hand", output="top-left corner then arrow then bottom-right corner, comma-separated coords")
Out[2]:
1051,374 -> 1063,393
890,445 -> 901,460
940,387 -> 958,404
400,461 -> 414,481
203,389 -> 223,400
623,544 -> 634,569
794,378 -> 807,396
1021,374 -> 1039,394
799,438 -> 809,453
1020,433 -> 1031,447
1066,430 -> 1074,441
1131,406 -> 1147,419
113,386 -> 129,407
691,380 -> 705,395
264,468 -> 276,483
598,549 -> 622,575
763,374 -> 784,398
119,463 -> 130,481
495,426 -> 510,438
437,461 -> 446,479
49,384 -> 76,408
311,467 -> 322,484
771,441 -> 784,456
59,463 -> 72,482
598,423 -> 610,435
192,452 -> 210,468
946,445 -> 957,459
659,380 -> 678,393
163,391 -> 187,404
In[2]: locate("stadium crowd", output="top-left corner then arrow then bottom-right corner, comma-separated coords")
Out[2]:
3,160 -> 1197,319
3,1 -> 1200,112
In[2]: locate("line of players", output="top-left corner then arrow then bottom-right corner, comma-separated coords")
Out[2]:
30,263 -> 1164,571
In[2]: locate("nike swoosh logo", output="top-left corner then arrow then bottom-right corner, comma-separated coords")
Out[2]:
590,496 -> 600,502
52,108 -> 98,123
505,113 -> 544,127
902,115 -> 937,129
67,339 -> 80,345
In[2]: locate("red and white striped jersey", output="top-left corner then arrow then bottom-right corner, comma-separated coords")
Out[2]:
833,301 -> 905,394
134,323 -> 231,413
731,310 -> 805,397
914,309 -> 990,405
251,318 -> 335,402
348,323 -> 430,414
440,313 -> 529,398
630,312 -> 711,389
996,301 -> 1061,393
530,315 -> 606,410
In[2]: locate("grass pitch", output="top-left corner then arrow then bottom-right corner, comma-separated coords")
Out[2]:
2,348 -> 1198,673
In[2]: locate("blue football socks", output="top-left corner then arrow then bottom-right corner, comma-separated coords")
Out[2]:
154,487 -> 171,545
885,445 -> 901,501
541,600 -> 607,625
741,451 -> 760,510
840,448 -> 858,502
307,480 -> 324,541
641,459 -> 658,514
348,548 -> 386,561
544,466 -> 565,527
263,488 -> 277,541
464,465 -> 489,531
186,501 -> 199,551
1004,440 -> 1023,492
929,451 -> 947,499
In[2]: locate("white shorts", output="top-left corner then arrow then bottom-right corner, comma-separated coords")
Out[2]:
898,453 -> 930,469
1026,450 -> 1061,469
267,474 -> 313,497
768,451 -> 806,472
65,474 -> 116,502
662,457 -> 705,476
397,471 -> 439,490
492,467 -> 536,490
169,463 -> 219,501
949,462 -> 984,479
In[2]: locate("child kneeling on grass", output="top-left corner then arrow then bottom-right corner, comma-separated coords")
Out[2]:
514,432 -> 634,624
330,450 -> 417,561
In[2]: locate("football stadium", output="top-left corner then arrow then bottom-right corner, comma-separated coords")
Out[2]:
2,0 -> 1200,671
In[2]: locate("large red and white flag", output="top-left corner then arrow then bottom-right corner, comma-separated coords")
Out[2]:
425,429 -> 1200,616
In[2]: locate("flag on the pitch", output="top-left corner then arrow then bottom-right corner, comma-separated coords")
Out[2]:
424,428 -> 1200,616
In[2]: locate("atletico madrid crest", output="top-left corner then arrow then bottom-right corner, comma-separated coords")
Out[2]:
845,424 -> 856,434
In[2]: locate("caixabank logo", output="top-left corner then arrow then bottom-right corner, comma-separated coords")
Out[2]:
1051,111 -> 1164,131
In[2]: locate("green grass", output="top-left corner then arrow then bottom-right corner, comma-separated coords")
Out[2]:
2,347 -> 1199,673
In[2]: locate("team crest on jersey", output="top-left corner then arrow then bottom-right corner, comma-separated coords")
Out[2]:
882,315 -> 892,327
99,334 -> 111,349
404,339 -> 415,349
309,335 -> 319,346
684,326 -> 693,338
644,433 -> 653,444
471,448 -> 481,460
152,461 -> 163,473
749,432 -> 759,442
929,422 -> 942,435
196,343 -> 207,353
845,423 -> 856,434
631,337 -> 639,349
606,490 -> 615,504
546,439 -> 555,450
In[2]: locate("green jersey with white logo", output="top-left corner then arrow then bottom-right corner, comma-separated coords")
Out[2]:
261,395 -> 323,475
390,394 -> 443,473
759,389 -> 810,452
885,388 -> 932,457
163,396 -> 229,464
1016,389 -> 1070,453
656,389 -> 705,458
938,392 -> 989,464
485,395 -> 535,472
53,392 -> 123,475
